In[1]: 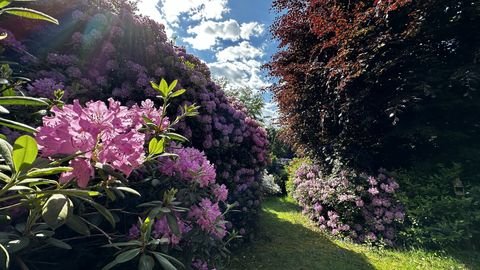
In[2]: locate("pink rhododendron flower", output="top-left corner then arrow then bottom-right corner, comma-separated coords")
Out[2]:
212,184 -> 228,202
36,98 -> 166,187
59,158 -> 94,188
188,198 -> 226,238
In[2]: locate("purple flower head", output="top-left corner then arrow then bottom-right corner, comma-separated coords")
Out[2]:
27,78 -> 64,98
159,146 -> 216,187
127,224 -> 140,240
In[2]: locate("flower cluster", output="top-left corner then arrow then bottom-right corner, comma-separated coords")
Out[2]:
152,215 -> 190,245
189,198 -> 226,239
292,164 -> 404,245
159,146 -> 216,187
36,98 -> 167,187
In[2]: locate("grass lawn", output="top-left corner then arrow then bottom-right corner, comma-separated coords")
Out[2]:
227,197 -> 480,270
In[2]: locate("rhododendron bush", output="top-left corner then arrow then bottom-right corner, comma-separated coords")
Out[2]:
292,163 -> 405,245
0,78 -> 237,269
2,0 -> 268,238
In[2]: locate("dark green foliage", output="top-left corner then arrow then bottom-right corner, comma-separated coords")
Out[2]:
395,164 -> 480,248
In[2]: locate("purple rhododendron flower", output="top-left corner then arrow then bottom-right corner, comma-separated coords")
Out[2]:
159,146 -> 216,187
212,184 -> 228,202
153,215 -> 190,245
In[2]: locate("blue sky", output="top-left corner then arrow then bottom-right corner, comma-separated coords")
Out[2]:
137,0 -> 278,120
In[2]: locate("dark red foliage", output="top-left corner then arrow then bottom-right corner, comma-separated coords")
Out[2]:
267,0 -> 480,173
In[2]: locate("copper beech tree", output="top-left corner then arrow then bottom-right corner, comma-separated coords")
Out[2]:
267,0 -> 480,173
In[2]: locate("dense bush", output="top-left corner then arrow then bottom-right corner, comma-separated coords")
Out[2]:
267,0 -> 480,174
395,164 -> 480,248
292,163 -> 404,245
0,78 -> 237,269
260,171 -> 282,196
1,0 -> 268,238
285,157 -> 311,198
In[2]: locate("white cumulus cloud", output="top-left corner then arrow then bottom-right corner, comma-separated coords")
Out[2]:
137,0 -> 230,37
209,42 -> 268,90
183,20 -> 264,50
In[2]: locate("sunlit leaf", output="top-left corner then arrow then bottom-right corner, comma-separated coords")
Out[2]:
0,138 -> 13,171
0,106 -> 8,114
5,237 -> 29,253
0,96 -> 49,106
42,194 -> 72,228
0,0 -> 11,9
115,186 -> 141,197
0,243 -> 9,270
0,117 -> 36,133
26,166 -> 72,177
170,89 -> 186,98
12,135 -> 38,173
2,7 -> 59,24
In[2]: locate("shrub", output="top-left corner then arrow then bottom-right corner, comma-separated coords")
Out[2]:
395,164 -> 480,248
285,157 -> 312,198
0,80 -> 237,269
267,0 -> 480,175
260,170 -> 282,196
292,163 -> 404,245
2,0 -> 268,238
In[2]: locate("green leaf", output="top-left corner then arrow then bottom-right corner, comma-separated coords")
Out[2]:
2,7 -> 59,24
168,80 -> 178,91
0,1 -> 11,9
164,132 -> 188,143
12,135 -> 38,173
154,253 -> 184,269
115,186 -> 141,197
115,248 -> 140,264
150,81 -> 159,90
0,117 -> 36,133
65,215 -> 90,236
0,171 -> 10,183
17,178 -> 58,187
169,89 -> 186,98
166,214 -> 180,236
139,254 -> 155,270
26,166 -> 73,178
102,260 -> 118,270
159,79 -> 169,97
46,238 -> 72,250
0,243 -> 9,270
81,199 -> 116,228
148,137 -> 164,155
0,106 -> 9,114
151,252 -> 177,270
0,138 -> 13,171
42,194 -> 72,229
102,240 -> 142,248
5,237 -> 29,253
0,96 -> 49,106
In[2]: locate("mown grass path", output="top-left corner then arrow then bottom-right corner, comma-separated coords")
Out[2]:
228,197 -> 479,270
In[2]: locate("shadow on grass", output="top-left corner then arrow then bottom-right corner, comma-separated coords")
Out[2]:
228,197 -> 375,270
